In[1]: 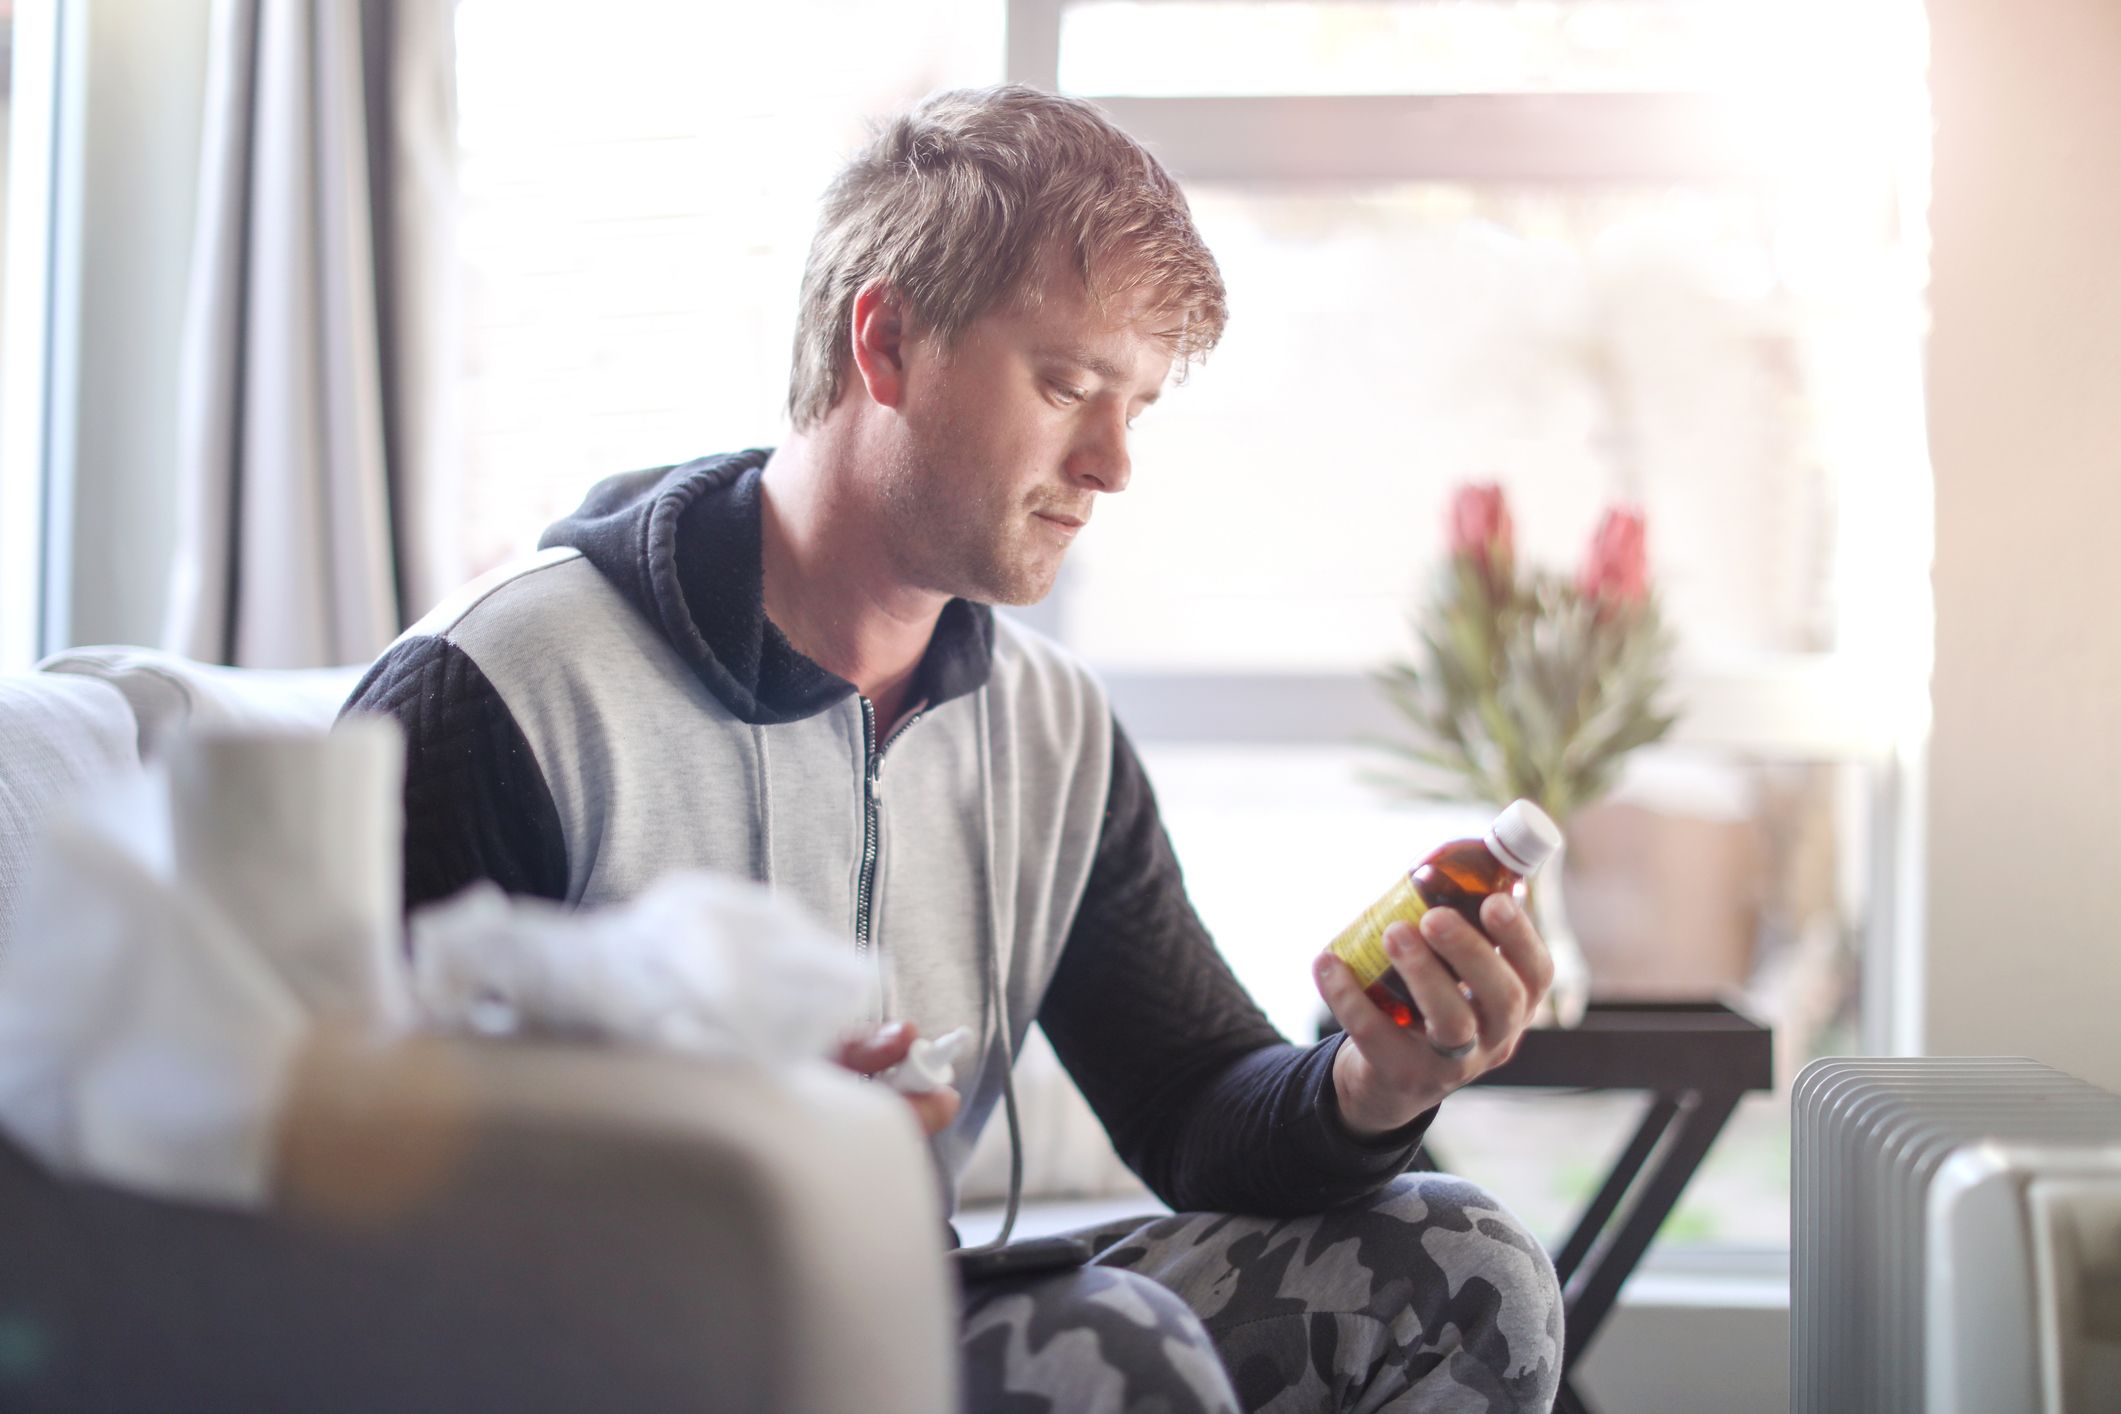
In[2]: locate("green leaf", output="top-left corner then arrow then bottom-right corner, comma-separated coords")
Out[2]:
1367,521 -> 1681,814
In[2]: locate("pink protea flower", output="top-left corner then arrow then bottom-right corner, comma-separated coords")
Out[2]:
1578,507 -> 1650,616
1447,483 -> 1514,594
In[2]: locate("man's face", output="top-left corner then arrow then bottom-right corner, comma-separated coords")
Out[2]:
873,257 -> 1175,606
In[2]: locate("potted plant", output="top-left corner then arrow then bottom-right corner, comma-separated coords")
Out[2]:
1372,483 -> 1678,1025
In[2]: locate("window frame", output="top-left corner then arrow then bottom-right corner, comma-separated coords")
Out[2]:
0,0 -> 76,672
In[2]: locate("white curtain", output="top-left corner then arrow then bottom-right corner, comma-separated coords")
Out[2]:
165,0 -> 460,669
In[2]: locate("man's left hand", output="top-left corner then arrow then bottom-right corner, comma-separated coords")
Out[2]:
1312,893 -> 1554,1140
836,1021 -> 963,1138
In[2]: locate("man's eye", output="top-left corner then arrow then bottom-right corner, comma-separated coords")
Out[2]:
1050,383 -> 1086,407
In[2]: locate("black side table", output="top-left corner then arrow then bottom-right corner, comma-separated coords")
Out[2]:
1328,999 -> 1774,1414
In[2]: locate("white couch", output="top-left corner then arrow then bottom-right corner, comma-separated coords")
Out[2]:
0,646 -> 958,1413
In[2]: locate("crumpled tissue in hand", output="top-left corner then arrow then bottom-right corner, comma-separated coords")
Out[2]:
410,873 -> 878,1065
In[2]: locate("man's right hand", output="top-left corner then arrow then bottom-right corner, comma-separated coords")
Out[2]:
836,1021 -> 962,1137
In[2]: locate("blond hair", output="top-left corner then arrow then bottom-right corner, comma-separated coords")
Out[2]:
786,85 -> 1227,429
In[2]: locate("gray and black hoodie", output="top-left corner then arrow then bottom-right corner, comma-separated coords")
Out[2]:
343,450 -> 1430,1216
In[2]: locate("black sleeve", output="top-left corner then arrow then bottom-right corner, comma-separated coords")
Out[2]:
339,634 -> 570,914
1038,719 -> 1433,1216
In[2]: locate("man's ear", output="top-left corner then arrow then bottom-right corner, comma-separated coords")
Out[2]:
849,281 -> 909,410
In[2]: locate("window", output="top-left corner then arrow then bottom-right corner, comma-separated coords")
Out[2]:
1071,180 -> 1839,668
452,0 -> 1002,577
1014,0 -> 1933,1259
1,1 -> 54,671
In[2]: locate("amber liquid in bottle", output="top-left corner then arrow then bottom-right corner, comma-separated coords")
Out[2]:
1333,837 -> 1531,1030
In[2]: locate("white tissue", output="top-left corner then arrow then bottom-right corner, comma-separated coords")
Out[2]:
0,723 -> 405,1208
881,1026 -> 971,1095
410,872 -> 878,1064
0,717 -> 881,1213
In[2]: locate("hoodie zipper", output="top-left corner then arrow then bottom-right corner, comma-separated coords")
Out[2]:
855,696 -> 923,956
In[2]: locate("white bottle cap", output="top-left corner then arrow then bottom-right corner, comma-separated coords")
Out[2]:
1485,799 -> 1563,877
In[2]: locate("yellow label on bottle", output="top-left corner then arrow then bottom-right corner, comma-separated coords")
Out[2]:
1325,874 -> 1429,988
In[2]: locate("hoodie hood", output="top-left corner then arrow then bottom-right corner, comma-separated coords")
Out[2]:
539,450 -> 996,725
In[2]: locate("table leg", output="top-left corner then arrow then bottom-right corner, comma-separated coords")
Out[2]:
1562,1088 -> 1745,1366
1553,1095 -> 1679,1286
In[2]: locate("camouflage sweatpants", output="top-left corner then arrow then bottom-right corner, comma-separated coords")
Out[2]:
959,1173 -> 1563,1413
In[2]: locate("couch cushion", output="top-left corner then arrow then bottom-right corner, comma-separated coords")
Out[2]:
0,673 -> 139,954
37,647 -> 365,756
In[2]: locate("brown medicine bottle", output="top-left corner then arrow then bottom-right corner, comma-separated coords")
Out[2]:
1321,800 -> 1563,1029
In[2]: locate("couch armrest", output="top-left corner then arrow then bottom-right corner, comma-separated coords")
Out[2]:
0,1034 -> 958,1414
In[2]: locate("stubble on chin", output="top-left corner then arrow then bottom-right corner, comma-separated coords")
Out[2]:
927,511 -> 1064,607
979,539 -> 1064,607
878,465 -> 1063,607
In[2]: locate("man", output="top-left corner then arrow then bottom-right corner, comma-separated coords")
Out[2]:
346,85 -> 1563,1412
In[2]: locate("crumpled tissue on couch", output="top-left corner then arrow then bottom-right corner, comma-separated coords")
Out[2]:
0,718 -> 878,1212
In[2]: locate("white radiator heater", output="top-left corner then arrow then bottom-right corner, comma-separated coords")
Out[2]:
1793,1058 -> 2121,1413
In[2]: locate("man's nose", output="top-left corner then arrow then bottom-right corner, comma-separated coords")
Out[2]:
1067,407 -> 1132,494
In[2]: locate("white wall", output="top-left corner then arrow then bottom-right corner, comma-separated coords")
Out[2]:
1924,0 -> 2121,1093
55,0 -> 211,648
